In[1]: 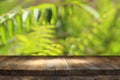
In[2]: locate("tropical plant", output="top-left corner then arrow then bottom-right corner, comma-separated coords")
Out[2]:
60,0 -> 120,56
0,0 -> 120,56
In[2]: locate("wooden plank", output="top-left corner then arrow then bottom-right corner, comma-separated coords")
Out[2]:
0,57 -> 20,70
0,76 -> 119,80
4,57 -> 45,70
0,76 -> 13,80
43,57 -> 70,76
0,76 -> 40,80
0,57 -> 9,62
0,57 -> 30,70
69,75 -> 119,80
85,57 -> 115,69
25,57 -> 45,70
13,76 -> 44,80
101,57 -> 120,69
66,57 -> 98,70
40,77 -> 69,80
66,57 -> 100,76
0,57 -> 119,76
14,76 -> 69,80
44,57 -> 70,70
0,57 -> 45,76
0,57 -> 31,76
40,77 -> 57,80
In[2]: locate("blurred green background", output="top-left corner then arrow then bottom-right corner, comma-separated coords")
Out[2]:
0,0 -> 120,56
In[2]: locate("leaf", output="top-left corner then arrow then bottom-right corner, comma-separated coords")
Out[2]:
16,35 -> 28,42
22,10 -> 31,31
7,19 -> 14,38
0,16 -> 6,24
0,24 -> 7,44
78,4 -> 100,19
45,8 -> 52,24
33,8 -> 41,22
15,12 -> 23,33
7,13 -> 16,37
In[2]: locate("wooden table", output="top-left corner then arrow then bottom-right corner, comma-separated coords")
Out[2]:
0,56 -> 120,80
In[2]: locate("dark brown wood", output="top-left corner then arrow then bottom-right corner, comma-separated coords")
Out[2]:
69,75 -> 119,80
0,76 -> 119,80
0,57 -> 20,70
0,57 -> 119,76
84,57 -> 116,69
43,57 -> 71,76
0,57 -> 9,62
101,57 -> 120,69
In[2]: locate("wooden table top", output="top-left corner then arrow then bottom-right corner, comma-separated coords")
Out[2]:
0,56 -> 120,76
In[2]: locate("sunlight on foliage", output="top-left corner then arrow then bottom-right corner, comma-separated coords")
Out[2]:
0,0 -> 120,56
14,25 -> 63,56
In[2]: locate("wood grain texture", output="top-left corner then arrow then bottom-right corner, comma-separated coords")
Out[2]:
44,57 -> 70,70
85,57 -> 114,69
0,57 -> 9,62
101,57 -> 120,69
0,76 -> 119,80
0,57 -> 119,76
66,57 -> 98,70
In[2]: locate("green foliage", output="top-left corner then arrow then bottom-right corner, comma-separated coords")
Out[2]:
58,0 -> 120,56
0,3 -> 62,55
0,0 -> 120,56
0,0 -> 17,15
0,0 -> 33,15
14,25 -> 63,56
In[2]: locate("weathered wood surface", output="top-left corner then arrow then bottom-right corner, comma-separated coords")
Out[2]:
0,75 -> 119,80
0,57 -> 120,76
